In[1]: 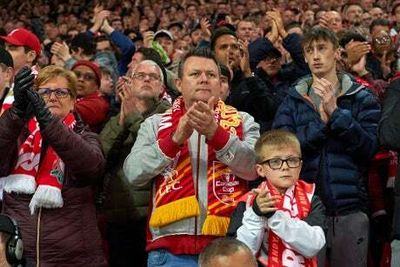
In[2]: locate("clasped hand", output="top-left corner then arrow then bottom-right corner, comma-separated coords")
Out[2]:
172,97 -> 218,145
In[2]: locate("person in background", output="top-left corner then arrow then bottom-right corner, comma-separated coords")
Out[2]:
71,60 -> 110,133
100,60 -> 171,267
198,238 -> 257,267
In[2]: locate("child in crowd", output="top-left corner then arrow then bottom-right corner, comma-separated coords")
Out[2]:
227,129 -> 326,266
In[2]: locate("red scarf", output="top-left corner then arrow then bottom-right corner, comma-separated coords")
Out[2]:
250,180 -> 316,267
151,96 -> 247,236
5,113 -> 76,214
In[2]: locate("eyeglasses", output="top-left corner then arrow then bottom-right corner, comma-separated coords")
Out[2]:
74,71 -> 97,81
133,72 -> 160,82
373,35 -> 391,45
37,88 -> 71,99
259,157 -> 302,170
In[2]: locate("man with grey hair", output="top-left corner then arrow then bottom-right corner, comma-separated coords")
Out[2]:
198,238 -> 257,267
99,59 -> 171,267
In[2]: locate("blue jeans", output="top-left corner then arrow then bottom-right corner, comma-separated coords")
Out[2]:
147,249 -> 198,267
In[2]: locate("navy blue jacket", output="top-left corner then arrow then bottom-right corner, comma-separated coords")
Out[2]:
273,73 -> 381,215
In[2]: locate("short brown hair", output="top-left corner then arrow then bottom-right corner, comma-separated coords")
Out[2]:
255,129 -> 301,163
302,26 -> 339,50
34,65 -> 78,98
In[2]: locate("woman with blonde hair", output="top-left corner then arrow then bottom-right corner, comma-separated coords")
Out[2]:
0,65 -> 107,266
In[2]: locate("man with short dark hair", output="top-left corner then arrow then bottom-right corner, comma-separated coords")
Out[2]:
198,238 -> 257,267
123,48 -> 259,267
211,27 -> 275,132
273,27 -> 381,267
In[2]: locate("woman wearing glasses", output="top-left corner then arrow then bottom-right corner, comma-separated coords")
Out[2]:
0,66 -> 107,266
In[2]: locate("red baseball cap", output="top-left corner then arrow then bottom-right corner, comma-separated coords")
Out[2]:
1,28 -> 41,57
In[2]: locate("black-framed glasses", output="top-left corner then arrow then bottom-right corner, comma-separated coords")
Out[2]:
259,157 -> 302,170
37,88 -> 71,99
74,71 -> 96,81
133,72 -> 160,82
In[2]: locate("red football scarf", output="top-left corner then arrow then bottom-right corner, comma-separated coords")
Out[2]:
252,180 -> 316,267
4,113 -> 76,214
151,96 -> 247,236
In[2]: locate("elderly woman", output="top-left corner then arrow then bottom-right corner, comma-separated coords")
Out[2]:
0,66 -> 106,266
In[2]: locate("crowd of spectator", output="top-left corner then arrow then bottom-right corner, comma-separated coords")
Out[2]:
0,0 -> 400,266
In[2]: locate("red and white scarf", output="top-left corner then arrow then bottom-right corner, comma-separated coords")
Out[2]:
150,96 -> 247,236
4,113 -> 76,214
250,180 -> 317,267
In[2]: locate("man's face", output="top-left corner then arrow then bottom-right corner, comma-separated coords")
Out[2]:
236,21 -> 254,42
5,44 -> 31,72
394,6 -> 400,23
169,26 -> 183,40
362,12 -> 372,27
111,19 -> 124,32
96,40 -> 111,52
214,35 -> 240,69
259,56 -> 282,77
370,7 -> 384,20
176,56 -> 221,109
190,29 -> 203,46
207,249 -> 257,267
131,63 -> 163,99
186,5 -> 198,19
328,11 -> 343,32
233,5 -> 245,17
155,36 -> 174,56
303,39 -> 338,78
346,5 -> 363,26
73,65 -> 99,97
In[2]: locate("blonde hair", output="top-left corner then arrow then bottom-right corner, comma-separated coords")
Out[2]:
34,65 -> 78,98
255,129 -> 301,163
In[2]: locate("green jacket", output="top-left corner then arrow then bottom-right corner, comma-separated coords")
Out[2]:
100,99 -> 171,223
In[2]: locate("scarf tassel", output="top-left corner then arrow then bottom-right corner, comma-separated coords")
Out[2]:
201,215 -> 230,236
4,174 -> 36,194
149,195 -> 200,228
29,185 -> 63,215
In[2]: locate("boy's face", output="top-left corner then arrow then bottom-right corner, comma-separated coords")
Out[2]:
256,146 -> 302,193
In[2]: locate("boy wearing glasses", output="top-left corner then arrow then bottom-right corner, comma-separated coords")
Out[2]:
227,129 -> 326,266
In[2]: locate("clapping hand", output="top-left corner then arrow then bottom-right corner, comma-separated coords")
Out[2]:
10,67 -> 35,119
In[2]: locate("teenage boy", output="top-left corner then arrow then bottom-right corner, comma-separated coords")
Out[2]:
272,27 -> 381,267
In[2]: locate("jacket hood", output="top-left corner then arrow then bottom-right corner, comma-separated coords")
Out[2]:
293,72 -> 365,98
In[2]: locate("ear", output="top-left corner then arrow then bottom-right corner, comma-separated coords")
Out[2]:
175,78 -> 182,92
256,164 -> 265,177
334,48 -> 341,62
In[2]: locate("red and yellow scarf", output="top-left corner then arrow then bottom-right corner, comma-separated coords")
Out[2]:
151,96 -> 247,236
252,180 -> 316,267
4,113 -> 76,214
